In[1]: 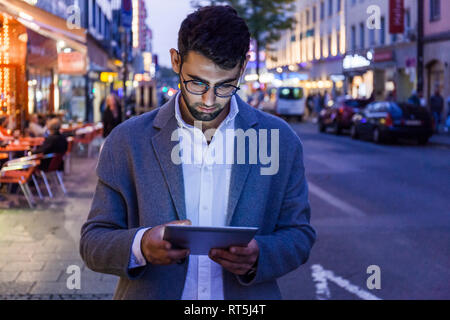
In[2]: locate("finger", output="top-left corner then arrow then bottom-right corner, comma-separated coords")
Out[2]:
166,219 -> 192,226
152,239 -> 172,250
212,257 -> 251,275
166,249 -> 190,261
210,249 -> 250,264
229,246 -> 253,256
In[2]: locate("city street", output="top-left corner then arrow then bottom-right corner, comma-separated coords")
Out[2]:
0,120 -> 448,299
279,121 -> 450,300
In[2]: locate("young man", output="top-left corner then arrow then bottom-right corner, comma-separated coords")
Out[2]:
80,5 -> 315,300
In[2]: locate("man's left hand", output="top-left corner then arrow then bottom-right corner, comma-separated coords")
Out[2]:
209,239 -> 259,276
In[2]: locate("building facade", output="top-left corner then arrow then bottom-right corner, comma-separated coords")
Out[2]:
423,0 -> 450,118
344,0 -> 418,102
266,0 -> 346,97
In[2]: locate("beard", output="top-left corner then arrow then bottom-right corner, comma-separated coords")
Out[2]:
180,87 -> 226,122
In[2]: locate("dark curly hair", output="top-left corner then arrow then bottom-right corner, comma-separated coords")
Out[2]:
178,5 -> 250,70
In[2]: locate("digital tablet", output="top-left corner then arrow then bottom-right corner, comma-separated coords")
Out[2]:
163,225 -> 259,255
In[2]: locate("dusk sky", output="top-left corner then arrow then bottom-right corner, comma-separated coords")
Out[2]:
146,0 -> 195,68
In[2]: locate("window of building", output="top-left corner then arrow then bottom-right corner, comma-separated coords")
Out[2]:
92,1 -> 96,29
320,1 -> 325,20
329,34 -> 332,56
369,28 -> 376,46
430,0 -> 441,21
360,23 -> 365,49
351,25 -> 356,51
329,0 -> 333,16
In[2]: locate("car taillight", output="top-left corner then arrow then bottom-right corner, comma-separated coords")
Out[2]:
385,114 -> 393,127
339,107 -> 344,114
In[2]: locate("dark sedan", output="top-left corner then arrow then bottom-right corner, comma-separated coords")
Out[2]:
318,98 -> 370,135
350,101 -> 433,144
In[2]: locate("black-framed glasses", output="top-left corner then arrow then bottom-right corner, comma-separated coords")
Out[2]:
177,53 -> 241,98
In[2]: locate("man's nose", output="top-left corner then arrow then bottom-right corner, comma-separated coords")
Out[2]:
202,87 -> 216,106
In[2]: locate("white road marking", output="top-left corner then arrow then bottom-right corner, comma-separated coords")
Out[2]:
311,264 -> 382,300
308,181 -> 366,217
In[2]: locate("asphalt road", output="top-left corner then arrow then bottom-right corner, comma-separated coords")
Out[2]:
278,121 -> 450,300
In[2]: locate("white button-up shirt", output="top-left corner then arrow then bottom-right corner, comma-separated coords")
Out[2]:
130,91 -> 239,300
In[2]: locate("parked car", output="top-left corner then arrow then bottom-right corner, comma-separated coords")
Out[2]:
350,101 -> 433,144
318,98 -> 370,134
275,87 -> 305,121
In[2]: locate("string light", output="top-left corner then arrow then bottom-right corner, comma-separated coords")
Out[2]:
0,13 -> 11,115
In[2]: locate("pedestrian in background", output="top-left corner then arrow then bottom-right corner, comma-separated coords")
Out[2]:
429,88 -> 444,133
102,94 -> 122,138
445,94 -> 450,133
33,118 -> 68,171
28,114 -> 47,137
408,90 -> 421,107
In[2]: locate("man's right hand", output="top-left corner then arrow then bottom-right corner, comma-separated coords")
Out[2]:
141,219 -> 191,265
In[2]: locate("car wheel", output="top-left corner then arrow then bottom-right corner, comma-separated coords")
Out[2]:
418,137 -> 429,145
350,125 -> 359,139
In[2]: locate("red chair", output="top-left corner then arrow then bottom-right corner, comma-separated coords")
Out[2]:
0,161 -> 40,208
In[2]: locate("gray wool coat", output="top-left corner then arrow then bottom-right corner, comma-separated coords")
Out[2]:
79,94 -> 316,300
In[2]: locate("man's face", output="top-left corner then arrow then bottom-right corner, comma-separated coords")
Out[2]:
170,50 -> 248,123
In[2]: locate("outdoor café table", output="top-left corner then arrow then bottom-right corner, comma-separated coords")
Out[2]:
0,143 -> 31,160
19,137 -> 45,147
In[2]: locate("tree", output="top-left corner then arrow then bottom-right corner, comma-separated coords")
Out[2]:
191,0 -> 297,81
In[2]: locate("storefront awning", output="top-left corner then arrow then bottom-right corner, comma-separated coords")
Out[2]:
0,0 -> 87,54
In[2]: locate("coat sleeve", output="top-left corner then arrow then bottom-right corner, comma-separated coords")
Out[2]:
79,135 -> 146,279
238,139 -> 316,286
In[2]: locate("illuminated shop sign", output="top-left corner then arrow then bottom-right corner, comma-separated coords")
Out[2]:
343,54 -> 372,70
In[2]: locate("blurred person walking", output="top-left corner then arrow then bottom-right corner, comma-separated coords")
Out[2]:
429,88 -> 444,133
102,94 -> 122,138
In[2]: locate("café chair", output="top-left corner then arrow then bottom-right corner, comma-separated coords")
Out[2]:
6,154 -> 59,198
0,160 -> 41,208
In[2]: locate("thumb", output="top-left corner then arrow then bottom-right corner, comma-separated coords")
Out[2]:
167,219 -> 192,226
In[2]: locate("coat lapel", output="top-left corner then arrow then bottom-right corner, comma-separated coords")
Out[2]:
226,95 -> 259,226
151,97 -> 187,221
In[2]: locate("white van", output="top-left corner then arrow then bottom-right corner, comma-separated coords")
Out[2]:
275,87 -> 306,121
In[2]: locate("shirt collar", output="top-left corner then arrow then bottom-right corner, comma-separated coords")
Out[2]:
174,91 -> 239,130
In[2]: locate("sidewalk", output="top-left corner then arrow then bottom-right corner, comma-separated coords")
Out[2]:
0,147 -> 116,300
429,131 -> 450,147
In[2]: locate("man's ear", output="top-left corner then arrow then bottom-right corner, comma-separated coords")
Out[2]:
170,48 -> 181,74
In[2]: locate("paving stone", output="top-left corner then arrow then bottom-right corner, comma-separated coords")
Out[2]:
0,156 -> 116,298
0,282 -> 35,295
42,260 -> 84,272
30,280 -> 116,295
2,261 -> 45,272
16,271 -> 63,282
0,271 -> 20,282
